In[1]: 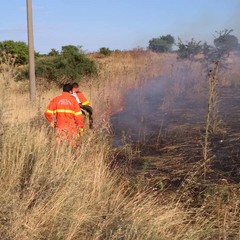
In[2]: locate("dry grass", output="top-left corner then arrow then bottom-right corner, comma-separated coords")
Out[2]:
86,51 -> 177,118
0,51 -> 240,239
2,122 -> 232,240
0,118 -> 205,240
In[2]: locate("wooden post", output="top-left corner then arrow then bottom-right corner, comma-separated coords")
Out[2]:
26,0 -> 36,103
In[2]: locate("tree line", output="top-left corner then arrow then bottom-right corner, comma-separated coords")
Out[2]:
0,29 -> 239,83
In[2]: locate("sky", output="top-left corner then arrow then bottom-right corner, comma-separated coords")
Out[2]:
1,0 -> 239,54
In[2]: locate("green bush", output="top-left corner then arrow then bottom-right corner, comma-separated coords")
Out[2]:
148,34 -> 175,53
176,29 -> 239,62
176,38 -> 202,60
17,45 -> 98,83
0,40 -> 29,65
100,47 -> 112,56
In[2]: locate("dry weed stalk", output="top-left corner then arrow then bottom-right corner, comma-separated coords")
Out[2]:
0,51 -> 17,87
203,61 -> 219,181
0,52 -> 18,160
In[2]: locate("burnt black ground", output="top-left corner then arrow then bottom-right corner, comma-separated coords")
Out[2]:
110,84 -> 240,190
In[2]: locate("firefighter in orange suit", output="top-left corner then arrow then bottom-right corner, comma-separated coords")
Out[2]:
44,83 -> 84,142
72,82 -> 93,129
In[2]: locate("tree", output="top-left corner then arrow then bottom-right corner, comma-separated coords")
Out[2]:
176,29 -> 239,65
48,48 -> 59,56
99,47 -> 112,56
61,45 -> 81,57
17,45 -> 98,83
176,38 -> 202,60
213,29 -> 239,53
0,40 -> 29,65
148,34 -> 175,53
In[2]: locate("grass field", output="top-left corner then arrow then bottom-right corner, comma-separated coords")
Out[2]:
0,50 -> 240,239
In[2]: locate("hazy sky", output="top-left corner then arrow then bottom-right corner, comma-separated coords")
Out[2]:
1,0 -> 239,54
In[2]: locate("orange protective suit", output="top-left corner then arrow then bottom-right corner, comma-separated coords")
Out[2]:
72,88 -> 91,106
44,92 -> 84,142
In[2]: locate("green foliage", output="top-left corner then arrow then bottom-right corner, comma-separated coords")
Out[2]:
176,29 -> 239,63
99,47 -> 112,56
214,29 -> 239,53
17,45 -> 98,83
148,34 -> 175,53
48,48 -> 59,56
61,45 -> 81,58
0,40 -> 28,65
176,38 -> 202,60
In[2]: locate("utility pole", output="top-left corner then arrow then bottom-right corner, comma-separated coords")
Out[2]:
26,0 -> 36,103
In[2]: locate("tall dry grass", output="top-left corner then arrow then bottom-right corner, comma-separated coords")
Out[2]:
0,51 -> 240,239
0,111 -> 205,239
85,51 -> 177,118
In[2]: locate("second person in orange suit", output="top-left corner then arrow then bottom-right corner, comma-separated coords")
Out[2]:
71,82 -> 93,129
44,83 -> 84,143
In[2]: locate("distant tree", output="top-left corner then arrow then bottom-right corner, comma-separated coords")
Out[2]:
48,48 -> 59,56
176,29 -> 239,63
214,29 -> 238,52
176,38 -> 202,60
0,40 -> 28,65
99,47 -> 112,56
61,45 -> 80,57
148,34 -> 175,52
202,41 -> 212,56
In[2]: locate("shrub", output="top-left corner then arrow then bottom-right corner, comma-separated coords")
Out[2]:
17,45 -> 98,84
148,34 -> 175,53
100,47 -> 112,56
214,29 -> 239,53
0,40 -> 29,65
176,38 -> 202,60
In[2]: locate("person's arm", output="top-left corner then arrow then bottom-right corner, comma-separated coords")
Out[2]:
77,92 -> 94,129
73,101 -> 84,131
44,99 -> 56,126
78,92 -> 90,106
